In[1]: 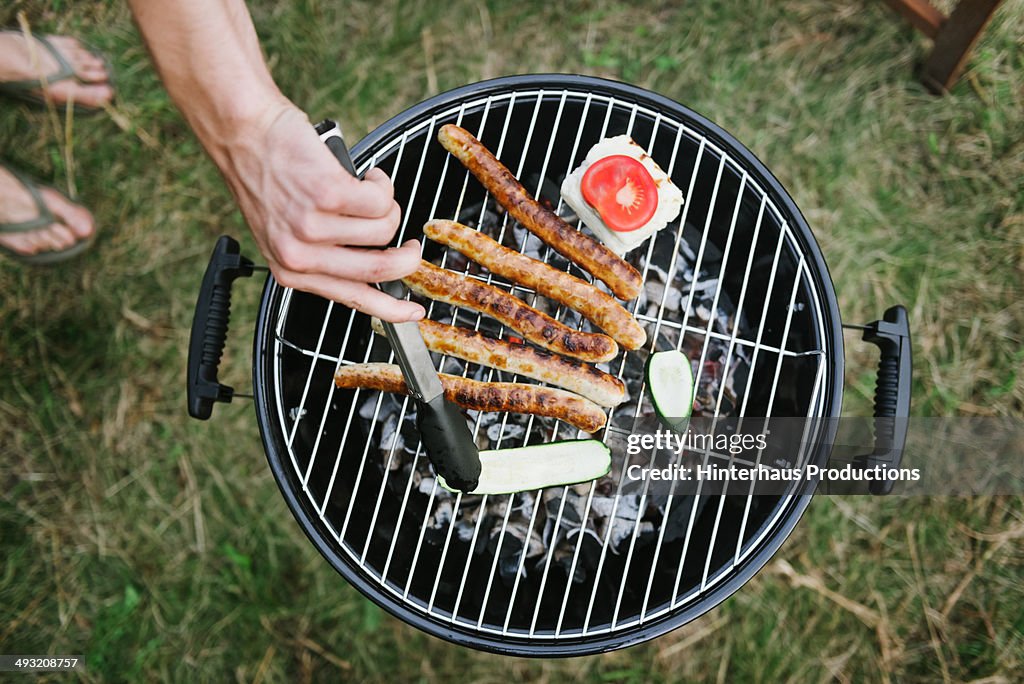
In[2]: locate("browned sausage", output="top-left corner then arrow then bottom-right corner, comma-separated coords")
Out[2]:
437,124 -> 643,301
333,363 -> 608,433
371,317 -> 626,407
424,220 -> 646,350
402,260 -> 618,363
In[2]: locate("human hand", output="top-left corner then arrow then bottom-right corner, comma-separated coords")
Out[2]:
211,101 -> 426,322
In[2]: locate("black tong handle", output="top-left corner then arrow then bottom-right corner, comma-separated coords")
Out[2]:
315,119 -> 481,492
316,119 -> 361,178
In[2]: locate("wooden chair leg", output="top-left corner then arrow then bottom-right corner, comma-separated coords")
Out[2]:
920,0 -> 1003,93
881,0 -> 943,38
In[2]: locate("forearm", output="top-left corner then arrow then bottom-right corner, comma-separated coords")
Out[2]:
128,0 -> 424,321
128,0 -> 288,160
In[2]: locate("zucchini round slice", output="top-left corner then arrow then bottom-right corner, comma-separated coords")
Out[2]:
646,350 -> 695,432
437,440 -> 611,495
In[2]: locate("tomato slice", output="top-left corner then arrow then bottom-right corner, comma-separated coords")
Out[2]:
580,155 -> 658,232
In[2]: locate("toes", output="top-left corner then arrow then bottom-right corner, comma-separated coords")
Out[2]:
48,224 -> 78,250
45,80 -> 114,108
13,224 -> 73,255
0,223 -> 78,256
40,36 -> 113,96
77,82 -> 114,106
70,47 -> 108,79
40,188 -> 95,240
0,172 -> 95,257
77,64 -> 110,84
46,36 -> 90,61
0,233 -> 39,256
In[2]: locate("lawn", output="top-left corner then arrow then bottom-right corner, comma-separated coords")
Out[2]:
1,0 -> 1022,681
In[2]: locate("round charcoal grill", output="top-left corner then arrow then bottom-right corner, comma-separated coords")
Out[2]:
187,75 -> 911,655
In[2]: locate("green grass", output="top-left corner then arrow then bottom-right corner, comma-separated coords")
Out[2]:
2,0 -> 1022,681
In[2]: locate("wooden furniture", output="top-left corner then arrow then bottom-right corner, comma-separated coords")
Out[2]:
881,0 -> 1004,93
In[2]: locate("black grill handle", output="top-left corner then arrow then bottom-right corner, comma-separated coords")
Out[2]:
187,236 -> 254,419
185,122 -> 350,422
859,305 -> 912,494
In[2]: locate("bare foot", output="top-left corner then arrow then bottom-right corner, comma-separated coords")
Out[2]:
0,31 -> 114,108
0,166 -> 95,257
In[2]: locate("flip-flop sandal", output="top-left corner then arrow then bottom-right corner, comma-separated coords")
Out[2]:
0,164 -> 96,265
0,30 -> 115,114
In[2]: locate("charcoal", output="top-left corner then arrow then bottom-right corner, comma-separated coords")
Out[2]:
429,498 -> 454,528
380,413 -> 404,457
455,518 -> 476,543
487,421 -> 526,444
511,223 -> 547,260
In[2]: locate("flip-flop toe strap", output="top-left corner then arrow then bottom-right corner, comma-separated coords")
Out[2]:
0,165 -> 94,265
0,32 -> 77,91
0,167 -> 57,234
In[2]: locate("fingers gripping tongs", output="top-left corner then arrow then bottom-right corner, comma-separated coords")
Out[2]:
314,120 -> 482,492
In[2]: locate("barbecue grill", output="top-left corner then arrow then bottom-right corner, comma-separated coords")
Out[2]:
187,75 -> 911,656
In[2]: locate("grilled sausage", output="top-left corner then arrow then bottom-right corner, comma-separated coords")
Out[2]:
402,261 -> 618,363
424,220 -> 646,350
334,363 -> 608,433
437,124 -> 643,301
371,317 -> 626,407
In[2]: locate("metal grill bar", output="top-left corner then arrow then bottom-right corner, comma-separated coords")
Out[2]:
309,150 -> 386,521
268,86 -> 833,642
546,112 -> 686,636
490,93 -> 582,635
668,224 -> 793,611
515,91 -> 613,637
376,101 -> 494,584
501,483 -> 543,633
332,128 -> 418,545
300,310 -> 354,486
363,96 -> 506,587
638,190 -> 764,619
497,108 -> 619,631
410,92 -> 550,626
685,169 -> 754,595
285,299 -> 334,449
612,165 -> 749,628
372,90 -> 554,626
427,489 -> 462,611
583,147 -> 723,633
476,493 -> 514,629
414,91 -> 607,632
560,99 -> 640,636
358,114 -> 445,560
528,486 -> 570,636
734,354 -> 827,566
647,154 -> 736,610
580,105 -> 674,635
671,249 -> 806,610
699,255 -> 804,593
732,261 -> 828,566
607,119 -> 690,629
277,313 -> 814,364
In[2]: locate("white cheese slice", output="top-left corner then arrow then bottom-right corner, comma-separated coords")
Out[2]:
560,135 -> 684,254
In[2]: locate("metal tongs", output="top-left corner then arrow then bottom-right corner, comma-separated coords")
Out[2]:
315,120 -> 481,492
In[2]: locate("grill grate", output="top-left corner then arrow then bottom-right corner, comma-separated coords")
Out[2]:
263,85 -> 832,645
